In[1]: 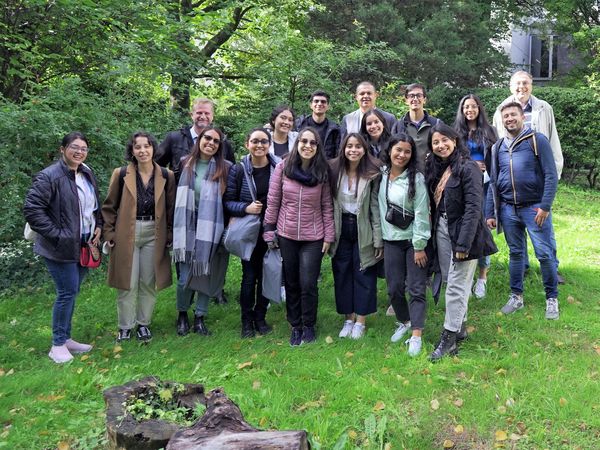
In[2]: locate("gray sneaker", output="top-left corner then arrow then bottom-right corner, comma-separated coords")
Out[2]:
501,293 -> 524,314
545,298 -> 559,320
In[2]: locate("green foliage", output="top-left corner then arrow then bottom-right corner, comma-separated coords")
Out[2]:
0,240 -> 49,296
123,381 -> 205,426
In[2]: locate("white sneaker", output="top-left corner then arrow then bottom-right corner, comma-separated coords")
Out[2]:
65,338 -> 92,353
545,298 -> 559,320
385,305 -> 395,316
350,322 -> 365,339
338,320 -> 354,338
405,336 -> 422,357
48,345 -> 74,364
391,321 -> 411,343
472,278 -> 487,299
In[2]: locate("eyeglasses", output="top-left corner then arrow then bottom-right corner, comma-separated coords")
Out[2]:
202,135 -> 221,145
68,145 -> 89,153
299,138 -> 318,147
249,139 -> 270,145
312,99 -> 328,104
406,93 -> 424,100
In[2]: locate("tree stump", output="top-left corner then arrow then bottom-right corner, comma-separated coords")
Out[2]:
167,388 -> 309,450
103,376 -> 206,450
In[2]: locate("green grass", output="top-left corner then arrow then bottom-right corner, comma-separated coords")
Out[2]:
1,184 -> 599,449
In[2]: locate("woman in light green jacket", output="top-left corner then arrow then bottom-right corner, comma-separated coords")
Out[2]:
378,133 -> 431,356
329,133 -> 383,339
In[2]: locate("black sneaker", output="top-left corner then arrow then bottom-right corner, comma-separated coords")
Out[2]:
301,326 -> 316,344
289,327 -> 303,346
456,322 -> 468,343
117,329 -> 131,342
136,325 -> 152,342
241,321 -> 255,339
429,329 -> 458,362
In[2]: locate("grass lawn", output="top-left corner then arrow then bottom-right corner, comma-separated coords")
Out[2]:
1,184 -> 599,449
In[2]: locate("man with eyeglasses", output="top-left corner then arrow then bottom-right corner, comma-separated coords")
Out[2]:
295,90 -> 341,159
394,83 -> 443,173
340,81 -> 396,138
156,98 -> 235,182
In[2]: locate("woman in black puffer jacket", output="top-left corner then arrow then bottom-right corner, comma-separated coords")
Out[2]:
425,123 -> 497,362
24,131 -> 103,364
224,128 -> 280,339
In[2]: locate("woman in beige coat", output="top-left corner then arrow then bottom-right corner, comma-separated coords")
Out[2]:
102,131 -> 175,342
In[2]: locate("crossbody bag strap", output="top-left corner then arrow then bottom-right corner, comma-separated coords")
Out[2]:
242,163 -> 257,202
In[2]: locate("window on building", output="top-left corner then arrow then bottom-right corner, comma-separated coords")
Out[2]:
530,35 -> 558,79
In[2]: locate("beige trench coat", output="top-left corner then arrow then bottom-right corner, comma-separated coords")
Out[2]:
102,162 -> 175,290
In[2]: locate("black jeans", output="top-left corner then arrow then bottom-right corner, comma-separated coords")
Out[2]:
331,214 -> 377,315
278,236 -> 324,328
240,237 -> 269,323
383,240 -> 428,330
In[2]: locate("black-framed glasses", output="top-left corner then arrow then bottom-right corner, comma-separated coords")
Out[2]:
68,145 -> 89,153
202,135 -> 221,145
312,99 -> 328,104
249,139 -> 270,145
406,93 -> 424,100
299,138 -> 318,147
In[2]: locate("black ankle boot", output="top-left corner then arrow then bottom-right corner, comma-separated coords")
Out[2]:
176,311 -> 189,336
193,315 -> 211,336
456,322 -> 468,343
241,321 -> 255,338
429,329 -> 458,362
254,319 -> 273,335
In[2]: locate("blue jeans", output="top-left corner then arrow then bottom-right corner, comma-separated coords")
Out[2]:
500,202 -> 558,299
45,258 -> 88,346
176,262 -> 209,317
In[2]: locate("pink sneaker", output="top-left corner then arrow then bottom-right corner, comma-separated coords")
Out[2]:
48,345 -> 74,364
65,339 -> 93,353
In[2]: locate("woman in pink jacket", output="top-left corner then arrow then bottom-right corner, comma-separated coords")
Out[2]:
264,127 -> 335,346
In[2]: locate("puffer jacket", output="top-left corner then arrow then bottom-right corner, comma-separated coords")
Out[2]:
23,159 -> 103,262
263,161 -> 335,243
224,153 -> 280,218
295,115 -> 341,159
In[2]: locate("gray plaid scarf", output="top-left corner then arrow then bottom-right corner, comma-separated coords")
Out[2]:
173,158 -> 225,276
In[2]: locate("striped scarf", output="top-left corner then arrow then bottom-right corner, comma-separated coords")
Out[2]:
173,158 -> 224,276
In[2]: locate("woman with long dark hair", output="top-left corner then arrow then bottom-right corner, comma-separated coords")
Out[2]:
360,108 -> 393,159
102,131 -> 176,343
453,94 -> 498,298
263,127 -> 334,346
224,128 -> 280,338
425,123 -> 497,361
378,133 -> 431,356
24,132 -> 102,363
329,133 -> 383,339
173,126 -> 232,337
268,105 -> 298,157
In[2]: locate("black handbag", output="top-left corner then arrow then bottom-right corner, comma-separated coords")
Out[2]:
385,175 -> 415,230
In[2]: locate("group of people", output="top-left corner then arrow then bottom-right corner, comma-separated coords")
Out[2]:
23,70 -> 563,364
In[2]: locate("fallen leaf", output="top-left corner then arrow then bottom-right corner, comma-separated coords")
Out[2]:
0,369 -> 4,377
495,368 -> 507,376
443,439 -> 455,448
381,367 -> 390,374
57,441 -> 70,450
510,433 -> 522,441
348,430 -> 358,440
567,295 -> 576,304
160,349 -> 168,354
467,326 -> 476,333
259,417 -> 267,427
113,345 -> 122,353
37,394 -> 65,402
403,379 -> 410,386
296,398 -> 324,412
252,380 -> 261,390
80,355 -> 89,361
495,430 -> 508,441
430,399 -> 440,410
384,443 -> 392,450
593,345 -> 600,356
453,398 -> 464,408
559,397 -> 568,406
497,406 -> 507,413
77,368 -> 83,374
345,352 -> 354,358
373,401 -> 385,411
454,424 -> 464,434
325,336 -> 334,344
497,326 -> 503,334
516,422 -> 527,434
505,398 -> 515,408
5,369 -> 14,376
113,354 -> 121,359
237,361 -> 252,370
421,368 -> 431,375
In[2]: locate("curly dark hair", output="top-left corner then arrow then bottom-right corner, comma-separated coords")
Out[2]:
425,123 -> 470,194
125,131 -> 159,164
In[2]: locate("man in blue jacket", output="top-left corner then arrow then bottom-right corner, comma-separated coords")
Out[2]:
486,102 -> 559,320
